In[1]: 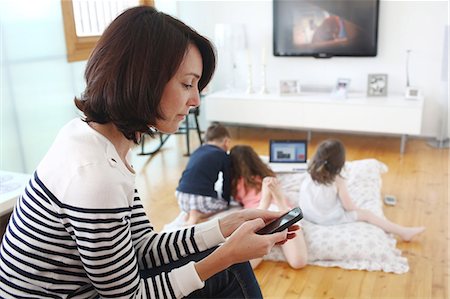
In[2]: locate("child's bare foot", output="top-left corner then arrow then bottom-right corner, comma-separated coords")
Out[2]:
400,226 -> 425,242
184,210 -> 203,226
183,212 -> 189,223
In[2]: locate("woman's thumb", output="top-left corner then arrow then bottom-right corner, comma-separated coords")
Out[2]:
270,229 -> 288,243
244,218 -> 266,232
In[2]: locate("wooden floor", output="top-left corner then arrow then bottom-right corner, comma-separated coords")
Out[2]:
132,126 -> 449,299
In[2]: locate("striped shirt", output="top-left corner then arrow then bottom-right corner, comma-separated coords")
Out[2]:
0,119 -> 225,298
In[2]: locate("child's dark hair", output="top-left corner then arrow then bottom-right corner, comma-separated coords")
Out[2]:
308,139 -> 346,185
205,122 -> 231,143
229,145 -> 275,197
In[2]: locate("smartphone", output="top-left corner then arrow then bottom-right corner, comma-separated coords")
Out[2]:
256,207 -> 303,235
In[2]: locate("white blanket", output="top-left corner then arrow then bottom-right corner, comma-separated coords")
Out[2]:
164,159 -> 409,274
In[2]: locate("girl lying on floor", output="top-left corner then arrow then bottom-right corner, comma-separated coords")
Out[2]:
229,145 -> 308,269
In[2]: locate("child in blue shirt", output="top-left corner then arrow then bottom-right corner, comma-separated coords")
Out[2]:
177,122 -> 231,224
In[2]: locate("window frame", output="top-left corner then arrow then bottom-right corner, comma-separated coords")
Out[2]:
61,0 -> 154,62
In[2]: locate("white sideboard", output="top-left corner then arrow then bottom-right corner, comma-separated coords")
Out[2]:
204,91 -> 424,153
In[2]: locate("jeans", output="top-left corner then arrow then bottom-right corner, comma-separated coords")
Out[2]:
141,247 -> 262,299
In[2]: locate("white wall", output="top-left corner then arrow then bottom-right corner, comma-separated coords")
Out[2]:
0,0 -> 447,174
177,0 -> 449,138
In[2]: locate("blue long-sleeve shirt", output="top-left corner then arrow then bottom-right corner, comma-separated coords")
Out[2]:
176,144 -> 231,203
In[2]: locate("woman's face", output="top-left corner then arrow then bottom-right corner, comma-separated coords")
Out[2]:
156,44 -> 203,133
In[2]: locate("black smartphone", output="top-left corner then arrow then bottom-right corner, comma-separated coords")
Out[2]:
256,207 -> 303,235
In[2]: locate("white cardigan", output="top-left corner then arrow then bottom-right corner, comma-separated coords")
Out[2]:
0,118 -> 225,298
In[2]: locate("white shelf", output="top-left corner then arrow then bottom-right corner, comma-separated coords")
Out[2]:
204,90 -> 424,153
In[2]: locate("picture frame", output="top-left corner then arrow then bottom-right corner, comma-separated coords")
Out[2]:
279,80 -> 300,95
367,74 -> 388,97
335,78 -> 351,92
334,78 -> 351,99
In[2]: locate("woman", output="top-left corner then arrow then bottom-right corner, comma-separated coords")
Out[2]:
0,7 -> 296,298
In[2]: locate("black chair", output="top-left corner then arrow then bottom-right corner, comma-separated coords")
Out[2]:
176,107 -> 203,156
139,107 -> 203,156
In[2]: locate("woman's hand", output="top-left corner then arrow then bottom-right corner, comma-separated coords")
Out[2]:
195,217 -> 289,281
217,217 -> 289,264
218,209 -> 284,238
276,224 -> 300,245
195,211 -> 301,281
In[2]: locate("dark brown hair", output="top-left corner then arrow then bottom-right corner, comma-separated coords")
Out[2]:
308,139 -> 346,185
75,6 -> 216,142
229,145 -> 275,197
204,122 -> 231,143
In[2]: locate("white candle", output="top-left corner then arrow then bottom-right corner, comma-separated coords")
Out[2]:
247,48 -> 252,65
261,46 -> 266,65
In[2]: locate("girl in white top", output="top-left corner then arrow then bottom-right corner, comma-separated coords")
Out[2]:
299,139 -> 425,241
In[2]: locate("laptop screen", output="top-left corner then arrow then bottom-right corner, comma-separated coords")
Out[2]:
269,140 -> 307,163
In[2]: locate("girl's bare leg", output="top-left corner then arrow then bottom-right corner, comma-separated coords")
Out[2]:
257,177 -> 307,269
258,177 -> 274,210
357,209 -> 425,242
281,229 -> 308,269
268,178 -> 291,211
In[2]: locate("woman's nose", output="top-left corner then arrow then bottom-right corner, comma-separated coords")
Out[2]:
189,91 -> 201,108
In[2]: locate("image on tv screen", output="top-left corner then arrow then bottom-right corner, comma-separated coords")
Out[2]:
274,0 -> 379,57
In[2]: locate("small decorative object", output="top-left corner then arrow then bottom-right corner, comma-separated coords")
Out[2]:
246,49 -> 254,94
214,23 -> 247,91
367,74 -> 388,97
246,64 -> 254,94
404,49 -> 421,100
279,80 -> 300,95
334,78 -> 350,99
405,87 -> 421,100
260,45 -> 269,94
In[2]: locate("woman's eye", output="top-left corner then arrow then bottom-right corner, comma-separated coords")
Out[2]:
183,83 -> 193,89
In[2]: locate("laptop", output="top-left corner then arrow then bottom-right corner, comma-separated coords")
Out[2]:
268,140 -> 308,173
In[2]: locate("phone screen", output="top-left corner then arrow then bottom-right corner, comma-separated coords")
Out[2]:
256,207 -> 303,235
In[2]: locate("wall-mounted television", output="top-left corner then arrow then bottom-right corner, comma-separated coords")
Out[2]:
273,0 -> 379,58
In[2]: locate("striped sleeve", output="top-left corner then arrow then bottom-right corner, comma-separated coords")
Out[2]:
1,171 -> 225,298
43,174 -> 224,298
130,191 -> 225,268
129,191 -> 226,297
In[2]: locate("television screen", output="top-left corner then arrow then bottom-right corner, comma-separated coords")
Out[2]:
273,0 -> 379,58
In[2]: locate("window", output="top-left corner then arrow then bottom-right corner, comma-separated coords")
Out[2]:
61,0 -> 154,62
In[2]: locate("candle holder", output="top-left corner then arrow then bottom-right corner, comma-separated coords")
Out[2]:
260,64 -> 268,94
246,64 -> 254,94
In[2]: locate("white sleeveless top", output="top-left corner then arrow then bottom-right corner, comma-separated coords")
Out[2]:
299,174 -> 357,225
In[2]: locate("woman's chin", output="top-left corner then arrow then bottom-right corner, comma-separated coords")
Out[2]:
155,123 -> 181,134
